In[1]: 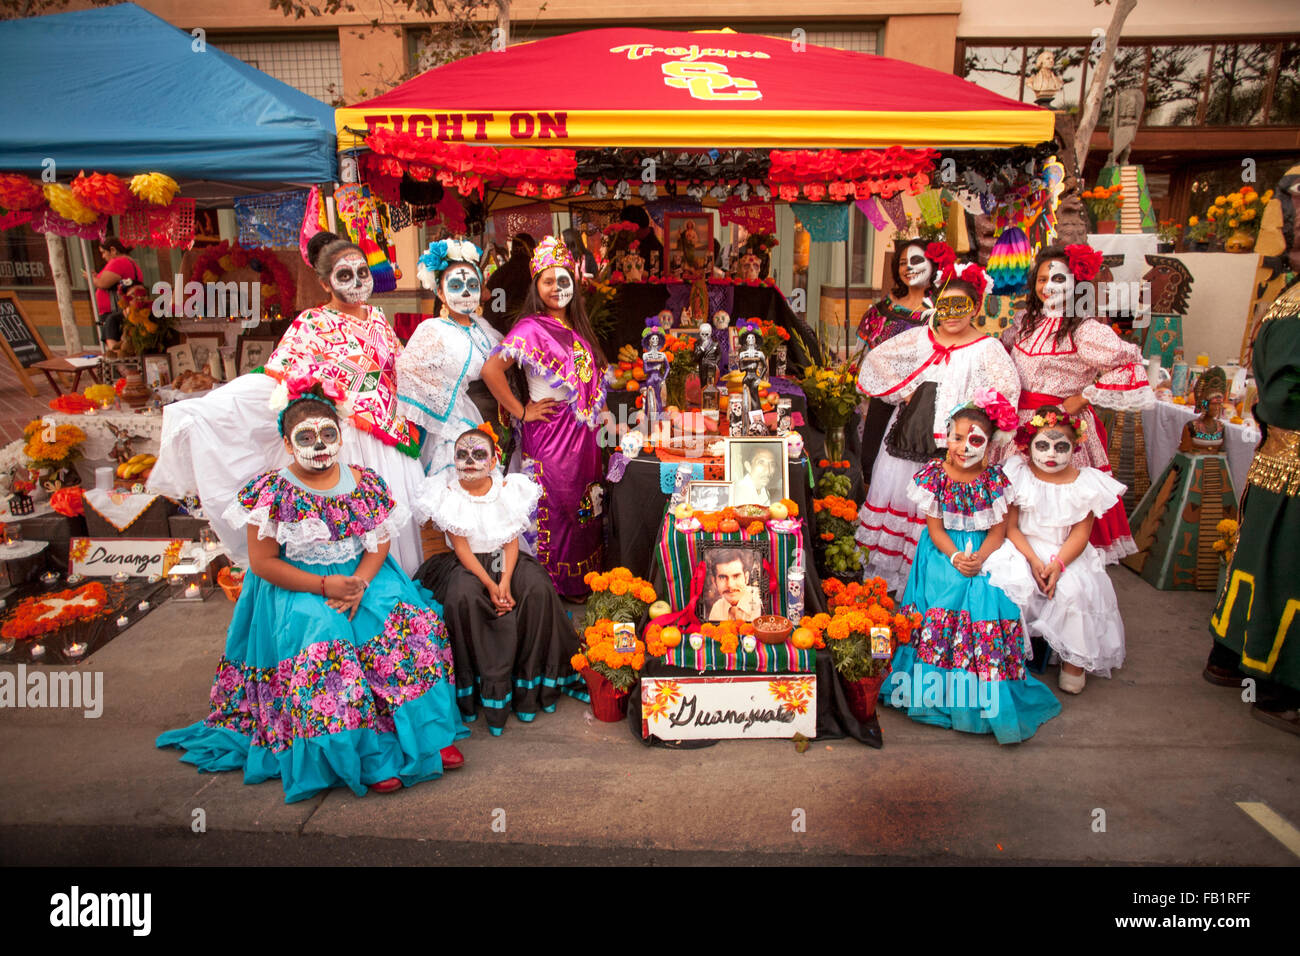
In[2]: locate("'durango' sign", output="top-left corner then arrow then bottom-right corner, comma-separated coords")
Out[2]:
68,538 -> 185,579
641,675 -> 816,741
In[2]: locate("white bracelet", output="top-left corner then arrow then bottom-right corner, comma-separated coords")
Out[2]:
949,551 -> 962,567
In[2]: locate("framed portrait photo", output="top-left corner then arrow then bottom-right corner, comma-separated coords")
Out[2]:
166,342 -> 196,380
143,354 -> 171,389
695,539 -> 770,624
237,335 -> 275,376
687,480 -> 732,513
725,436 -> 788,508
182,335 -> 222,380
664,212 -> 713,280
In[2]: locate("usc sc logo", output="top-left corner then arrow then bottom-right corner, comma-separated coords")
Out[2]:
661,61 -> 761,101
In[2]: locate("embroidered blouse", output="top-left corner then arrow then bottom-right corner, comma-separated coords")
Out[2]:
907,458 -> 1013,532
856,295 -> 929,348
223,465 -> 410,565
264,304 -> 418,453
856,326 -> 1022,446
1005,313 -> 1155,411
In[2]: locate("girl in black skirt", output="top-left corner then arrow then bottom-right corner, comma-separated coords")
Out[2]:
413,424 -> 588,734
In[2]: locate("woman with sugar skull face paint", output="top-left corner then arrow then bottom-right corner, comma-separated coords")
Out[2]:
983,406 -> 1128,694
855,241 -> 950,477
158,387 -> 469,802
397,239 -> 503,479
480,236 -> 608,600
877,393 -> 1062,743
412,424 -> 587,734
148,231 -> 428,574
999,244 -> 1155,563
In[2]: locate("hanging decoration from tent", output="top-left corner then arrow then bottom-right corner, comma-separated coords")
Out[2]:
718,198 -> 775,235
299,184 -> 327,265
31,205 -> 107,239
70,172 -> 130,216
932,142 -> 1057,196
187,240 -> 297,318
986,226 -> 1034,294
767,147 -> 938,201
119,197 -> 195,249
490,201 -> 553,244
334,183 -> 400,293
129,172 -> 180,206
234,189 -> 310,249
364,129 -> 576,199
0,174 -> 43,211
43,183 -> 99,224
792,203 -> 850,243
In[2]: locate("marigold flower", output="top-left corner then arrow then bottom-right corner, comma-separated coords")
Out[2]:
571,653 -> 589,671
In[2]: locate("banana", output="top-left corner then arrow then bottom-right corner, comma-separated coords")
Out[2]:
126,453 -> 149,465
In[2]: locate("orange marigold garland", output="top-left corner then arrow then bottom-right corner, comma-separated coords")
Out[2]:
1,581 -> 110,641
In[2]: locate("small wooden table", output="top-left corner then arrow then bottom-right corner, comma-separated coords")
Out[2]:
31,356 -> 102,395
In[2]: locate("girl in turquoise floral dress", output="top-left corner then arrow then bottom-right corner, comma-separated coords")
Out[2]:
157,384 -> 469,802
884,391 -> 1061,744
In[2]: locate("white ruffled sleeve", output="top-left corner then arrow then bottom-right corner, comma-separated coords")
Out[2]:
414,472 -> 540,553
1074,320 -> 1156,410
857,326 -> 928,403
1004,456 -> 1125,528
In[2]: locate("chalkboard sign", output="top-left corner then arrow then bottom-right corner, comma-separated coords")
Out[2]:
0,292 -> 52,397
0,295 -> 45,367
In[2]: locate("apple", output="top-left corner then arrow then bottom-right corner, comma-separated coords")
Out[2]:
769,502 -> 789,521
649,600 -> 672,619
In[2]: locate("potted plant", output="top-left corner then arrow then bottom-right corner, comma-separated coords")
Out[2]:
1201,187 -> 1272,253
797,577 -> 922,721
1185,215 -> 1214,251
21,420 -> 86,496
576,568 -> 659,720
1155,220 -> 1182,253
800,359 -> 860,462
1081,184 -> 1125,232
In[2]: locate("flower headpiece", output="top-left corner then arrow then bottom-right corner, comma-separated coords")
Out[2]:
1063,243 -> 1103,282
947,387 -> 1018,447
925,241 -> 956,277
641,315 -> 666,344
735,318 -> 762,348
529,235 -> 577,278
1016,407 -> 1087,449
934,258 -> 993,314
416,238 -> 482,291
269,361 -> 350,436
469,421 -> 501,457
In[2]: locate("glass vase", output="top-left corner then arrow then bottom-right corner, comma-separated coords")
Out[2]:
824,424 -> 846,463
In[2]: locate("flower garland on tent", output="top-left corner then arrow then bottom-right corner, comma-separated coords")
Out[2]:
0,171 -> 183,239
187,240 -> 296,317
364,129 -> 577,198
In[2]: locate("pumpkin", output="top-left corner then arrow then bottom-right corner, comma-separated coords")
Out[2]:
718,517 -> 740,533
791,627 -> 816,650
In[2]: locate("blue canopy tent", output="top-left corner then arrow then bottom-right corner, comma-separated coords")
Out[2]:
0,2 -> 337,351
0,2 -> 337,184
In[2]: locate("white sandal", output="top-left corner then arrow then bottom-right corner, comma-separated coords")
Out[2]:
1058,668 -> 1086,694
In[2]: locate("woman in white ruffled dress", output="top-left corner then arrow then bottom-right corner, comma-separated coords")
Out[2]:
983,406 -> 1127,694
147,231 -> 427,573
396,239 -> 501,480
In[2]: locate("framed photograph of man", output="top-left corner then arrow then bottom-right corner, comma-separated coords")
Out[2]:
183,335 -> 222,380
687,480 -> 732,512
725,437 -> 788,508
237,335 -> 275,376
166,342 -> 196,380
696,540 -> 770,624
664,212 -> 713,280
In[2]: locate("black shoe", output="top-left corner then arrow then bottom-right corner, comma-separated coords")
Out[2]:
1202,662 -> 1243,687
1251,704 -> 1300,736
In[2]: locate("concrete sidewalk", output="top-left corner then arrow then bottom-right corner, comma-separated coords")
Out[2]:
1,569 -> 1296,866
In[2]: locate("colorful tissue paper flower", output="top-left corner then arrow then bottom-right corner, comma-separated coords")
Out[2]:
129,172 -> 180,206
71,171 -> 130,216
43,183 -> 99,224
0,174 -> 45,212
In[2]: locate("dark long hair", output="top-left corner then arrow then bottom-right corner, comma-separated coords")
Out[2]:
517,271 -> 607,367
885,240 -> 931,298
1017,245 -> 1090,347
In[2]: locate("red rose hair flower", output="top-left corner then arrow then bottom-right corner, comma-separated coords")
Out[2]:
1064,244 -> 1103,282
925,241 -> 956,274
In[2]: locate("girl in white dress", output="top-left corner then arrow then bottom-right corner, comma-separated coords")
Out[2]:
856,261 -> 1021,594
983,406 -> 1127,694
396,239 -> 502,479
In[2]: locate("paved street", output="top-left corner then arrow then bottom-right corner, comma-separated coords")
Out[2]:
0,567 -> 1296,867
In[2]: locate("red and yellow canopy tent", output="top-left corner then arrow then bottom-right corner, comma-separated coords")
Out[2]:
335,28 -> 1058,350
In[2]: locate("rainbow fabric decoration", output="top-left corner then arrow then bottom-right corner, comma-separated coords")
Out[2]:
986,226 -> 1033,294
356,223 -> 397,293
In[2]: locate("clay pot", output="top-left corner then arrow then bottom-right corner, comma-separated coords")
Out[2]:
581,667 -> 630,722
1225,229 -> 1257,254
120,370 -> 151,409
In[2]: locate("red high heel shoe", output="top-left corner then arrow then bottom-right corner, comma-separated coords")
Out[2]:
370,777 -> 402,793
440,745 -> 465,770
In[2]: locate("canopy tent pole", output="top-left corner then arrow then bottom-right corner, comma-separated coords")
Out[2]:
843,207 -> 851,362
78,237 -> 105,353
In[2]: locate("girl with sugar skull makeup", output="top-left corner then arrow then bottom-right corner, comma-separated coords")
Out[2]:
999,244 -> 1155,563
983,406 -> 1128,695
412,423 -> 587,734
480,236 -> 608,600
148,231 -> 427,574
878,390 -> 1061,743
158,385 -> 469,802
397,239 -> 503,479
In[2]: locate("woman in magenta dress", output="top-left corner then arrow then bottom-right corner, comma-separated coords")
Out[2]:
479,236 -> 607,601
999,244 -> 1155,563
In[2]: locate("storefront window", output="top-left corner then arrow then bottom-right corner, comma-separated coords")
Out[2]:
1205,42 -> 1275,125
962,46 -> 1024,102
1097,46 -> 1150,128
1270,42 -> 1300,125
0,227 -> 55,288
1144,44 -> 1212,125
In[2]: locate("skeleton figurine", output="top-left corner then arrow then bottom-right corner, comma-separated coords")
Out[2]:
695,321 -> 720,389
640,320 -> 669,437
736,324 -> 767,435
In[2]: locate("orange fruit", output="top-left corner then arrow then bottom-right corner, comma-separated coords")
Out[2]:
625,380 -> 639,391
660,626 -> 682,648
791,627 -> 815,649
